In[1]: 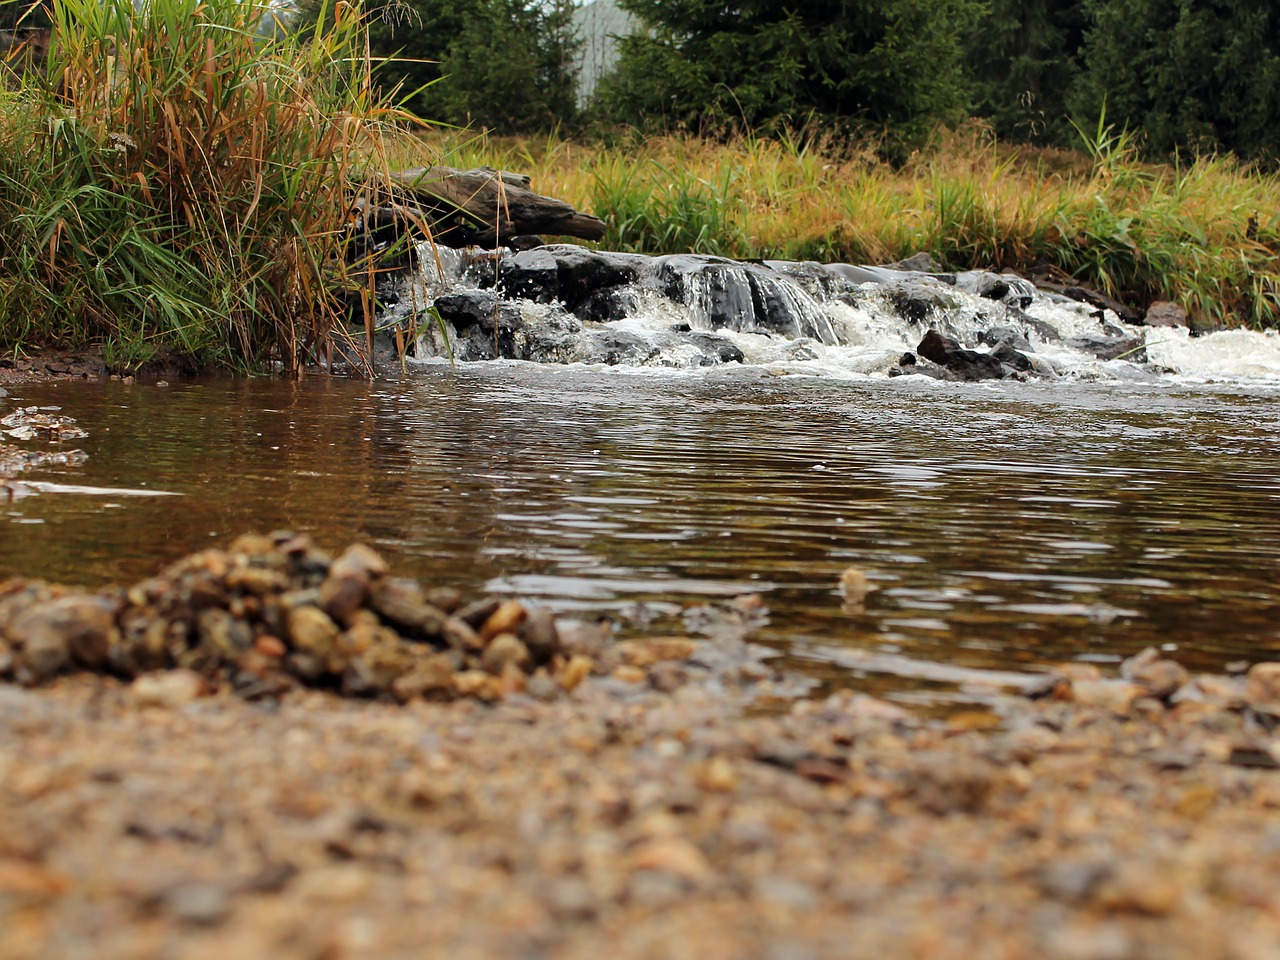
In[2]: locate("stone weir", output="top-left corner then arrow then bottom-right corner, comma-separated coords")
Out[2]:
380,245 -> 1165,380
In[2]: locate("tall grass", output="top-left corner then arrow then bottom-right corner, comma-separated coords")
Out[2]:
0,0 -> 411,372
421,123 -> 1280,330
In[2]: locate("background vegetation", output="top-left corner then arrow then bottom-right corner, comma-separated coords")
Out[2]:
354,0 -> 1280,164
427,123 -> 1280,331
2,0 -> 1279,368
0,0 -> 407,371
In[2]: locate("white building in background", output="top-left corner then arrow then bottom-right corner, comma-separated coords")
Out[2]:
572,0 -> 638,106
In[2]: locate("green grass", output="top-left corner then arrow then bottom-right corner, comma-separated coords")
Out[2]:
420,122 -> 1280,331
0,0 -> 412,372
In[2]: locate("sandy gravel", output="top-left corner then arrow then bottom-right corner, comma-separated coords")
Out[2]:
2,668 -> 1280,960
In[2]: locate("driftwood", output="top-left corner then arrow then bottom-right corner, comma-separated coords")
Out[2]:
359,165 -> 608,250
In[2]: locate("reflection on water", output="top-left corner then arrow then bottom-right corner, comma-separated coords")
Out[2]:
4,366 -> 1280,697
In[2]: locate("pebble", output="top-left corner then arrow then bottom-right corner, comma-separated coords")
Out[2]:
164,881 -> 231,927
1245,661 -> 1280,716
130,670 -> 206,708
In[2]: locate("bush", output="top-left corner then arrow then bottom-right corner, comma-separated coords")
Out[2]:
0,0 -> 408,372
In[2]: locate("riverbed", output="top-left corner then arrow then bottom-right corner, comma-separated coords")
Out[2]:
5,365 -> 1280,703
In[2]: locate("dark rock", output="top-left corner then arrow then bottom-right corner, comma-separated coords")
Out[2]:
657,256 -> 758,332
916,329 -> 1029,381
956,271 -> 1036,308
884,251 -> 944,273
1039,283 -> 1141,324
6,595 -> 120,678
978,325 -> 1032,353
887,282 -> 957,323
1143,301 -> 1188,328
495,247 -> 560,303
426,291 -> 583,362
573,330 -> 663,366
1120,647 -> 1189,700
1007,308 -> 1062,344
1065,336 -> 1145,362
990,340 -> 1033,372
688,332 -> 745,365
369,579 -> 448,640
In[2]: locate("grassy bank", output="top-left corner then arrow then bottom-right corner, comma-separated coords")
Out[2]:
2,4 -> 1277,375
430,123 -> 1280,331
0,0 -> 407,373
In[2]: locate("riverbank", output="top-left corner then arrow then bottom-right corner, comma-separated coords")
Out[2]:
3,533 -> 1280,958
431,124 -> 1280,333
2,660 -> 1279,960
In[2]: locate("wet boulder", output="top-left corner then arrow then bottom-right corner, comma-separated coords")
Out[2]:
916,329 -> 1031,381
1065,335 -> 1145,362
978,325 -> 1033,353
5,594 -> 121,680
884,281 -> 962,324
426,291 -> 583,363
955,270 -> 1036,308
495,245 -> 644,312
1142,301 -> 1189,328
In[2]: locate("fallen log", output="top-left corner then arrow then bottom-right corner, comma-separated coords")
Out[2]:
360,165 -> 608,250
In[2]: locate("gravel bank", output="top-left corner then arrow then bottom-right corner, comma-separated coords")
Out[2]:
2,660 -> 1280,960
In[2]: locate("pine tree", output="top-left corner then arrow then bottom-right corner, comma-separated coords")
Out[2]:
1071,0 -> 1280,161
595,0 -> 984,137
297,0 -> 580,133
966,0 -> 1086,144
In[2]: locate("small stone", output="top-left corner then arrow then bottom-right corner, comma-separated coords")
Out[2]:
907,754 -> 998,815
287,605 -> 341,660
164,881 -> 231,927
1143,301 -> 1188,328
517,608 -> 561,663
455,597 -> 501,630
481,633 -> 531,675
697,757 -> 737,792
368,579 -> 447,638
479,600 -> 528,642
444,616 -> 483,652
130,670 -> 206,708
318,544 -> 387,620
1093,861 -> 1182,916
616,637 -> 697,668
839,567 -> 871,604
6,595 -> 119,679
254,635 -> 286,658
390,653 -> 458,702
627,838 -> 712,884
453,670 -> 498,700
224,566 -> 289,595
556,619 -> 613,658
1069,679 -> 1144,715
1245,662 -> 1280,716
559,655 -> 595,692
1121,647 -> 1188,699
611,664 -> 646,685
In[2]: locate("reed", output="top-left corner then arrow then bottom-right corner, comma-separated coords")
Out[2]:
421,123 -> 1280,330
0,0 -> 410,372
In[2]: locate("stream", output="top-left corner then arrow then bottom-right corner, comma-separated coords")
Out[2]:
5,359 -> 1280,706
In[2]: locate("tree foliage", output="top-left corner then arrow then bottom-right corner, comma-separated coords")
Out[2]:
1069,0 -> 1280,161
594,0 -> 984,137
299,0 -> 580,133
965,0 -> 1086,145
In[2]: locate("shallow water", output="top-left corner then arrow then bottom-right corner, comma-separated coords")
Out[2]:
5,366 -> 1280,701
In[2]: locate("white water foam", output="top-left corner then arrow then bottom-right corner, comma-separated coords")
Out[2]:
402,242 -> 1280,388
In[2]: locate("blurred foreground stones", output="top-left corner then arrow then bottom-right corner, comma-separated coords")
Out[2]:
5,538 -> 1280,959
0,533 -> 723,703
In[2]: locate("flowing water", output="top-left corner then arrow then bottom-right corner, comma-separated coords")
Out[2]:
5,350 -> 1280,704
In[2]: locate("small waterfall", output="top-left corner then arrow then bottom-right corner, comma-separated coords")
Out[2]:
393,242 -> 1280,385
